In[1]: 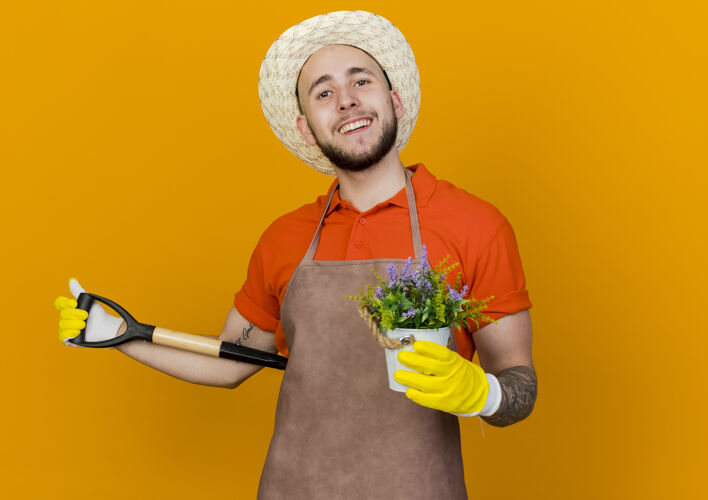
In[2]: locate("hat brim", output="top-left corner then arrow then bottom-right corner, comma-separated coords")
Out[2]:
258,10 -> 420,176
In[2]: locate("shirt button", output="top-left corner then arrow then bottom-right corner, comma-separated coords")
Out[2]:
360,217 -> 366,224
355,241 -> 364,249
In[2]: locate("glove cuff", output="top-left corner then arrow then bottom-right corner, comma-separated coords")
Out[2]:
479,373 -> 502,417
452,373 -> 502,418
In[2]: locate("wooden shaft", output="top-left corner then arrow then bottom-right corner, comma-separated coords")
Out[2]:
152,327 -> 222,357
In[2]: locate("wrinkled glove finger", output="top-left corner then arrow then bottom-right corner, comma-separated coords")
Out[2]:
397,350 -> 445,375
393,369 -> 446,393
54,296 -> 77,310
404,387 -> 450,412
411,340 -> 455,362
60,308 -> 88,321
60,319 -> 86,331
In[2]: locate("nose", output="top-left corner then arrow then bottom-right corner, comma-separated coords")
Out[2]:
337,87 -> 359,111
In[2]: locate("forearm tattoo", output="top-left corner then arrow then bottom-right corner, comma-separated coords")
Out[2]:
481,365 -> 537,427
235,323 -> 255,347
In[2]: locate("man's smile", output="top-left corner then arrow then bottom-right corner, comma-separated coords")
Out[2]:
337,117 -> 373,135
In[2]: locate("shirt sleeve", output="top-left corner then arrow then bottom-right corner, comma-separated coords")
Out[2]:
467,218 -> 532,332
234,235 -> 281,334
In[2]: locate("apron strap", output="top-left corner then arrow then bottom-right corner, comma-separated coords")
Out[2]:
303,167 -> 423,262
405,168 -> 424,259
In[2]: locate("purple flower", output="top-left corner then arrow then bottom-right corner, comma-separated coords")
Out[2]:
412,276 -> 423,290
419,244 -> 430,271
375,286 -> 383,299
402,307 -> 417,319
387,263 -> 397,282
447,285 -> 464,302
401,257 -> 413,280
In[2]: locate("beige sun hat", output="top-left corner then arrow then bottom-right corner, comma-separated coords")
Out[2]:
258,10 -> 420,176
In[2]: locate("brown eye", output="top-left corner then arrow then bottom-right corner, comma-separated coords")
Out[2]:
318,90 -> 332,99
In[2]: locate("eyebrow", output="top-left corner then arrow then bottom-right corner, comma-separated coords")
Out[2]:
307,67 -> 376,96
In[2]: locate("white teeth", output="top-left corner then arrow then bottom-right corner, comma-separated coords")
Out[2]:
339,119 -> 371,134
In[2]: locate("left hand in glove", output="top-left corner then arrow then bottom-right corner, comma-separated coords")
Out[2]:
394,340 -> 501,416
55,278 -> 122,346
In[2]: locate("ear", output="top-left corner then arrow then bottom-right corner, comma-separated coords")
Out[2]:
391,90 -> 405,121
296,115 -> 317,145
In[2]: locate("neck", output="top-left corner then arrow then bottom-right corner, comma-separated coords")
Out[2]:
333,152 -> 407,213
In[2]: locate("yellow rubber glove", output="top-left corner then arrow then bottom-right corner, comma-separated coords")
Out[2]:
55,295 -> 89,343
55,278 -> 122,346
394,340 -> 499,416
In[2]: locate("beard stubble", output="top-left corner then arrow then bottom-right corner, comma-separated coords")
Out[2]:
311,102 -> 398,172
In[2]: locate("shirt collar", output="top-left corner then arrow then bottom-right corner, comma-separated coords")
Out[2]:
324,164 -> 436,216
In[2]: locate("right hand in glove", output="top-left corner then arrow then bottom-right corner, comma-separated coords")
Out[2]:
55,278 -> 123,346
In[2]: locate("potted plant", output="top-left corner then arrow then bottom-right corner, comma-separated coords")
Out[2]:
347,245 -> 496,392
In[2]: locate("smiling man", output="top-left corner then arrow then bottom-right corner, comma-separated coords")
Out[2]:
56,11 -> 536,499
295,45 -> 401,172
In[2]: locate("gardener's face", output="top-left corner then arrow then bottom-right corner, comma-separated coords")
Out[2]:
296,45 -> 404,172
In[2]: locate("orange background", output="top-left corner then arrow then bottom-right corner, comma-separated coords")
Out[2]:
2,1 -> 706,499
